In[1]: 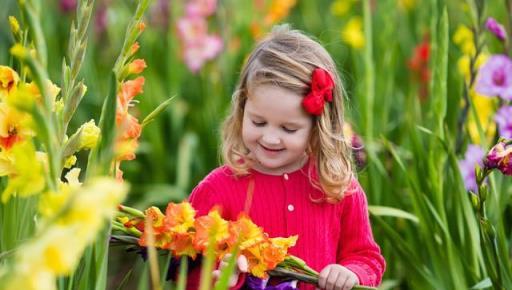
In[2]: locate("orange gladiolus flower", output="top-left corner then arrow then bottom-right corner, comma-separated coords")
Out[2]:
193,209 -> 229,252
138,21 -> 146,32
0,103 -> 33,150
118,77 -> 144,113
165,202 -> 196,234
128,59 -> 147,75
145,206 -> 166,234
227,214 -> 265,250
241,235 -> 297,278
263,236 -> 297,269
116,112 -> 142,139
130,42 -> 140,56
243,244 -> 268,278
138,229 -> 173,249
115,138 -> 139,161
170,232 -> 198,259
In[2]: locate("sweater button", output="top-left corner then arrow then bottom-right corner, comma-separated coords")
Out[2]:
283,173 -> 289,180
287,204 -> 294,212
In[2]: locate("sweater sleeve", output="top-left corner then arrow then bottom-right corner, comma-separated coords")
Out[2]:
336,180 -> 386,287
185,178 -> 246,290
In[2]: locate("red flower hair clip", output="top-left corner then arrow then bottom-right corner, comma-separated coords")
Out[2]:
302,68 -> 334,116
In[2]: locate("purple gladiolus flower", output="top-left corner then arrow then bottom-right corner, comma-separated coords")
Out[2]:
484,141 -> 512,176
475,55 -> 512,101
485,17 -> 507,41
459,145 -> 485,192
495,106 -> 512,138
246,276 -> 298,290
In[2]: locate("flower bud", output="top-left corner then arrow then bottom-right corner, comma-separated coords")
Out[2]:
79,119 -> 100,150
469,192 -> 480,212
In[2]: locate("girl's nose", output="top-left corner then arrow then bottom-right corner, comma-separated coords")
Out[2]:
261,131 -> 281,145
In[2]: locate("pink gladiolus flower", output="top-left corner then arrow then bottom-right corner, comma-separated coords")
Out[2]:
484,141 -> 512,176
185,0 -> 217,17
495,106 -> 512,139
485,17 -> 507,41
475,54 -> 512,100
459,145 -> 485,192
177,16 -> 223,73
183,36 -> 222,72
95,4 -> 108,36
59,0 -> 76,12
177,16 -> 208,43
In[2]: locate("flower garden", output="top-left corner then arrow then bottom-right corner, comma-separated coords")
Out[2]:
0,0 -> 511,289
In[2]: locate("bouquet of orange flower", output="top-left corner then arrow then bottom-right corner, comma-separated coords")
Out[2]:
112,202 -> 376,290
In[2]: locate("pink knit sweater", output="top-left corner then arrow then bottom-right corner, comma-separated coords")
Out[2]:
186,162 -> 385,289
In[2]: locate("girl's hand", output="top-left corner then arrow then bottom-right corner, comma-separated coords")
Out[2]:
213,254 -> 248,287
317,264 -> 359,290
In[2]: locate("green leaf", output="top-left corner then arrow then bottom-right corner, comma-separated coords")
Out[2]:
469,278 -> 492,289
141,95 -> 175,129
368,206 -> 419,224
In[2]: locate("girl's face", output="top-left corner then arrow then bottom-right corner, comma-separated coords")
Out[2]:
242,84 -> 313,175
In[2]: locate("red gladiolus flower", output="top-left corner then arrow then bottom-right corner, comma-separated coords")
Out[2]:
407,38 -> 430,100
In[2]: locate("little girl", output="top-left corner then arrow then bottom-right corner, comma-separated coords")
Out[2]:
187,26 -> 385,290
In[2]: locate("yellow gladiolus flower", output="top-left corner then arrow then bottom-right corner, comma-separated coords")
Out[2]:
457,53 -> 489,83
15,226 -> 85,275
0,150 -> 15,176
39,168 -> 82,218
7,80 -> 60,112
330,0 -> 355,17
467,90 -> 497,144
2,268 -> 55,290
60,177 -> 128,230
63,155 -> 77,169
453,25 -> 476,56
342,17 -> 365,50
4,178 -> 126,289
79,119 -> 100,150
0,65 -> 19,100
9,44 -> 28,60
1,141 -> 45,203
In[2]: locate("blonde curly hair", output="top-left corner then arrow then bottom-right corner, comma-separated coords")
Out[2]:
222,25 -> 353,202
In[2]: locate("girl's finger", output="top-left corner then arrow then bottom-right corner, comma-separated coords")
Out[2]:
336,273 -> 349,290
237,255 -> 248,272
344,277 -> 357,290
318,266 -> 331,289
212,269 -> 220,279
326,271 -> 340,290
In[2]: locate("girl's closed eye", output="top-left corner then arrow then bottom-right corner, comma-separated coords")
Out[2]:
282,126 -> 298,133
252,120 -> 266,127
